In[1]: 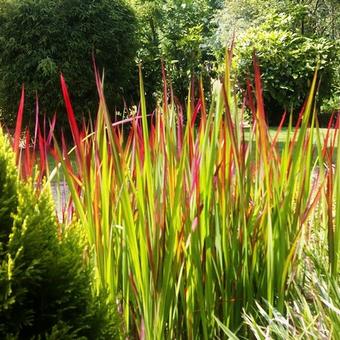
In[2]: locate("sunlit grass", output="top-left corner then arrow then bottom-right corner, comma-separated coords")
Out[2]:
10,53 -> 340,339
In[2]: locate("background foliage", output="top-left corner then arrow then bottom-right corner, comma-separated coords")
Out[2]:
0,0 -> 338,128
0,0 -> 138,127
215,0 -> 340,45
215,0 -> 340,123
131,0 -> 222,105
234,26 -> 338,125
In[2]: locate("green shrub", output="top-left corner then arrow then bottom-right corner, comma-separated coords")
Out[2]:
214,0 -> 340,125
0,0 -> 138,127
234,27 -> 338,125
0,128 -> 120,339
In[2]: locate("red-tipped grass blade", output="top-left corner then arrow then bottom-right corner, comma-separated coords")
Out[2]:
13,85 -> 25,163
60,74 -> 81,152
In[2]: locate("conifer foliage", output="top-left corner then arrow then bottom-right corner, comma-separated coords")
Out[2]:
0,128 -> 119,339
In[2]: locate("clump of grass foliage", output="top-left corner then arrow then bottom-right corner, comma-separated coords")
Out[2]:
0,128 -> 121,339
14,51 -> 340,338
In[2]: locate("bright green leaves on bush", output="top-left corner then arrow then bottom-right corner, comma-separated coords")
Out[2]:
234,27 -> 338,124
215,0 -> 340,124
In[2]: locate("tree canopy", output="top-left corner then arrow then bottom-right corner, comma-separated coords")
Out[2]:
131,0 -> 222,104
0,0 -> 138,126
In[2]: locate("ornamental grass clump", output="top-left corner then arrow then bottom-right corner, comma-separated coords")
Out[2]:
49,53 -> 339,338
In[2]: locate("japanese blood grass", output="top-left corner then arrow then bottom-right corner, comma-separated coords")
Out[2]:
53,57 -> 339,338
10,85 -> 57,187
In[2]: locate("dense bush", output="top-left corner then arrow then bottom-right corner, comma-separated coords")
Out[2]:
0,128 -> 120,339
214,0 -> 340,125
234,26 -> 338,125
0,0 -> 138,127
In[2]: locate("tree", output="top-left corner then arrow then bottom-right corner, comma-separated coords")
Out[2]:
214,0 -> 274,47
159,0 -> 219,99
131,0 -> 222,104
0,0 -> 138,127
281,0 -> 340,39
129,0 -> 163,109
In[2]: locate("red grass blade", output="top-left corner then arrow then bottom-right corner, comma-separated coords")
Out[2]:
13,85 -> 25,162
38,124 -> 46,183
191,99 -> 202,128
60,74 -> 81,149
47,113 -> 57,146
161,60 -> 168,115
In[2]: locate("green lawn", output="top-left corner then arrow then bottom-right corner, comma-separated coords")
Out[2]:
240,127 -> 338,162
242,127 -> 337,149
267,127 -> 338,144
